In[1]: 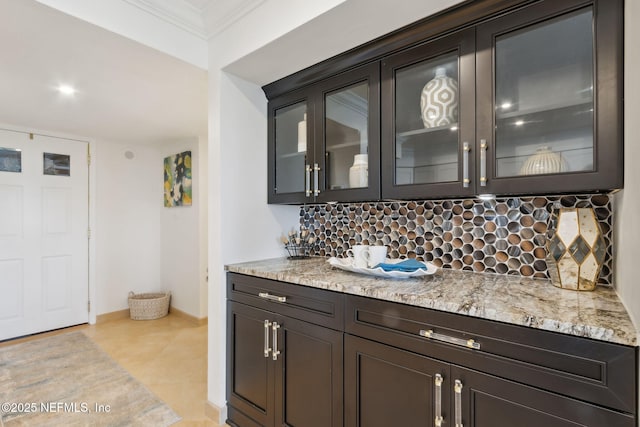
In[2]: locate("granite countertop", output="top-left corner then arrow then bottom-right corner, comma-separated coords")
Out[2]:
226,257 -> 638,347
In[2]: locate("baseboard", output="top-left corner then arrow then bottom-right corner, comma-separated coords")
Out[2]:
205,400 -> 227,425
96,309 -> 130,324
169,306 -> 208,326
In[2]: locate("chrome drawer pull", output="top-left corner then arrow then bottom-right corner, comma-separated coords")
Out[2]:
419,329 -> 480,350
258,292 -> 287,303
480,139 -> 487,187
263,320 -> 272,358
455,379 -> 463,427
313,163 -> 320,196
462,142 -> 470,188
305,164 -> 312,197
272,322 -> 281,361
434,374 -> 443,427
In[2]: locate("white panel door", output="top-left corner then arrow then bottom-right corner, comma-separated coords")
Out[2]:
0,129 -> 88,340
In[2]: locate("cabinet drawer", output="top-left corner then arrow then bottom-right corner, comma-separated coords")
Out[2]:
227,273 -> 344,330
345,295 -> 637,414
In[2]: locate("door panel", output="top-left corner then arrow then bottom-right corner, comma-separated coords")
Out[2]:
453,366 -> 635,427
345,334 -> 450,427
227,301 -> 274,427
275,316 -> 343,427
0,130 -> 88,340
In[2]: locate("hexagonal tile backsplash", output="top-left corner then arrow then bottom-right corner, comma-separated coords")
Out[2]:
299,194 -> 613,285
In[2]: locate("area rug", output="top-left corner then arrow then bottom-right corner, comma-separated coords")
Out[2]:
0,332 -> 181,426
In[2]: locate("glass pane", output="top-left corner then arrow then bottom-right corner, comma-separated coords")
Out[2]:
394,53 -> 459,185
325,82 -> 369,190
0,148 -> 22,173
43,153 -> 70,176
495,8 -> 594,177
275,102 -> 307,194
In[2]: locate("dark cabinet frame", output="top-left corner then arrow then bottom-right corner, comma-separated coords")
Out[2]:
475,0 -> 623,195
267,63 -> 381,204
381,28 -> 476,200
265,0 -> 623,204
227,273 -> 638,427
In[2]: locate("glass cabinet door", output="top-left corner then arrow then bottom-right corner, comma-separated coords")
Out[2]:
325,82 -> 369,190
315,62 -> 380,202
477,0 -> 622,194
269,95 -> 310,203
494,8 -> 594,178
381,29 -> 475,199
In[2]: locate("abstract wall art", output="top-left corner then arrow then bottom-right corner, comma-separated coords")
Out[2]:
164,150 -> 192,207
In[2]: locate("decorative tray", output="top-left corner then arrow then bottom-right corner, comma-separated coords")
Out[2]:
327,257 -> 437,279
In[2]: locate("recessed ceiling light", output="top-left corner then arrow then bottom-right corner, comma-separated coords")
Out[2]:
57,84 -> 76,96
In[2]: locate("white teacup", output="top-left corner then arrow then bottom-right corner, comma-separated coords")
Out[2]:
366,245 -> 388,268
346,245 -> 388,268
346,245 -> 369,268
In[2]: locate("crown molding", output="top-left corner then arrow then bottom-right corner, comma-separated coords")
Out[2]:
123,0 -> 208,39
204,0 -> 265,39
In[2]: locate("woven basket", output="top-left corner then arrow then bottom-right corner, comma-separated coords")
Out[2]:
128,291 -> 171,320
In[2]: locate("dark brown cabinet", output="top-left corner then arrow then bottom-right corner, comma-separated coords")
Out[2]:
265,0 -> 623,203
267,62 -> 380,204
382,0 -> 622,199
227,274 -> 344,427
345,334 -> 450,427
344,294 -> 637,427
454,366 -> 635,427
227,273 -> 637,427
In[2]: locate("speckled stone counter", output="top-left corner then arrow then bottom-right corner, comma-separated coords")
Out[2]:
226,257 -> 638,346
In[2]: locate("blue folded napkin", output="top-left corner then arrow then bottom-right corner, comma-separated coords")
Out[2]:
375,259 -> 428,272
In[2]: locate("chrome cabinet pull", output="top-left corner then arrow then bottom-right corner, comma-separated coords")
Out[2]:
480,139 -> 487,187
455,379 -> 463,427
463,142 -> 470,188
305,164 -> 312,197
263,320 -> 272,358
313,163 -> 320,196
434,374 -> 443,427
272,322 -> 281,361
419,329 -> 480,350
258,292 -> 287,303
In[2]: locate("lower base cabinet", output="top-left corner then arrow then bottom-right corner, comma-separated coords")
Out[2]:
226,273 -> 637,427
454,366 -> 635,427
344,335 -> 634,427
345,335 -> 450,427
227,301 -> 343,427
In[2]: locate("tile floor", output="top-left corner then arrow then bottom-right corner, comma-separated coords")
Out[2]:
1,314 -> 222,427
84,314 -> 221,427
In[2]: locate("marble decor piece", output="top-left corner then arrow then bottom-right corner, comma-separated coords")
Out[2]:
299,194 -> 613,285
226,257 -> 637,346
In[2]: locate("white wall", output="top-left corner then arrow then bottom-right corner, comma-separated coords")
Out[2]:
94,141 -> 162,314
614,0 -> 640,414
207,67 -> 300,414
160,138 -> 208,319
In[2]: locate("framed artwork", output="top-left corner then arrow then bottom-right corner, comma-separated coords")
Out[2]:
0,148 -> 22,173
164,151 -> 192,207
43,153 -> 71,176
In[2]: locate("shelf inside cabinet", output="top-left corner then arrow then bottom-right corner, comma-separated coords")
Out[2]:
397,123 -> 458,140
278,150 -> 307,159
496,100 -> 592,120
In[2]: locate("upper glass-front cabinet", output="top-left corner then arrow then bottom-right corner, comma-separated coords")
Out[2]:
382,29 -> 475,199
494,9 -> 594,178
476,0 -> 622,194
273,98 -> 308,199
268,63 -> 379,204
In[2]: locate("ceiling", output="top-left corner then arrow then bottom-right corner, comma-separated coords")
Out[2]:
1,0 -> 463,146
0,0 -> 208,145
